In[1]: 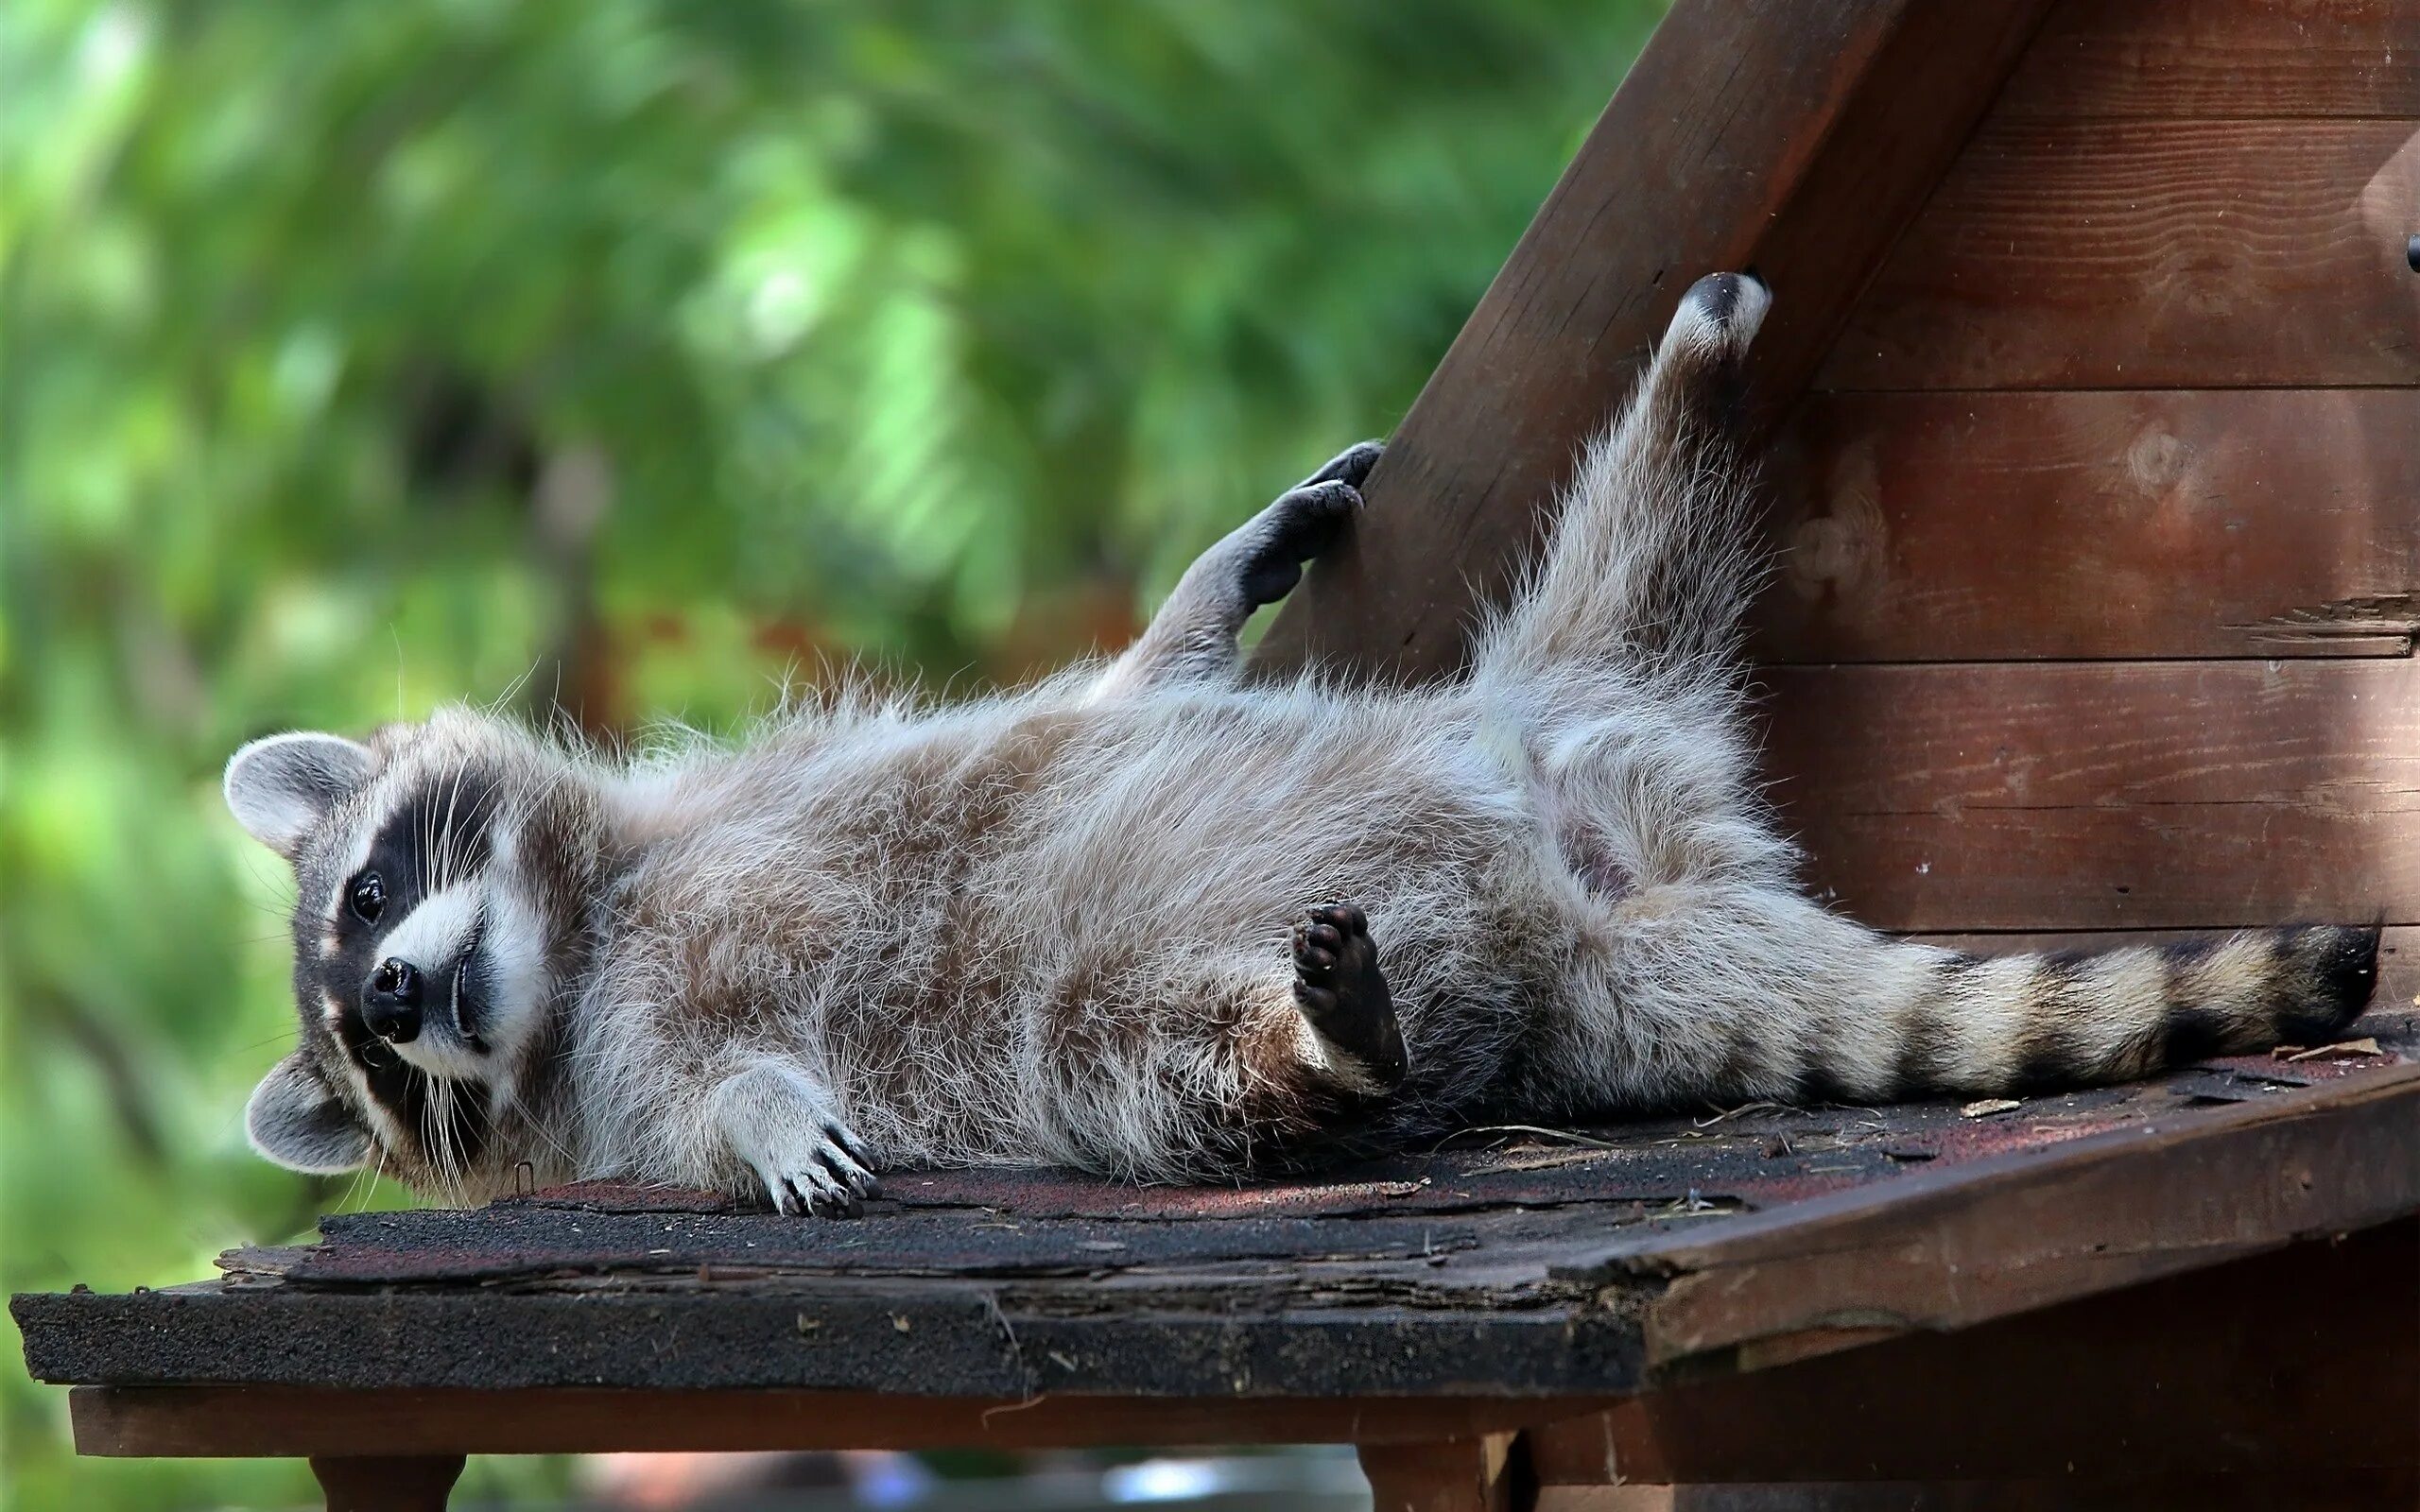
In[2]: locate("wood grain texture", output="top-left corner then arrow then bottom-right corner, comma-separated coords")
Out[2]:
1999,0 -> 2420,120
1533,1223 -> 2420,1484
1820,120 -> 2420,391
1758,389 -> 2420,662
1760,660 -> 2420,932
1567,1066 -> 2420,1373
1253,0 -> 2057,681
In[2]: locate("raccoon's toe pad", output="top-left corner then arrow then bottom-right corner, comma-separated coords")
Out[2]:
754,1119 -> 882,1219
1292,902 -> 1408,1092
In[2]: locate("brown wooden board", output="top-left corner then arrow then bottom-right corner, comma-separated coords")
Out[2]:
1529,1221 -> 2420,1484
1759,389 -> 2420,662
18,1021 -> 2418,1404
1556,1062 -> 2420,1375
1253,0 -> 2057,683
69,1386 -> 1588,1457
1998,0 -> 2420,121
1534,1472 -> 2420,1512
1820,120 -> 2420,391
1760,659 -> 2420,932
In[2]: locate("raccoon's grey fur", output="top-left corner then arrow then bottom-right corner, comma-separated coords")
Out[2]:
229,273 -> 2378,1214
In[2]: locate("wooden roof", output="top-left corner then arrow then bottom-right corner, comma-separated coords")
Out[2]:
18,1008 -> 2419,1415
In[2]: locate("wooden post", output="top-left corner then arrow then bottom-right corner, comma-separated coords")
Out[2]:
308,1455 -> 464,1512
1359,1433 -> 1525,1512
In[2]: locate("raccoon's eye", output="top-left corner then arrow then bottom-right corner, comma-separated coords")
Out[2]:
348,872 -> 386,924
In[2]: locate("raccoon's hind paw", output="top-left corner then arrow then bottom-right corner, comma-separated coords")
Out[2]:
713,1063 -> 883,1219
1303,439 -> 1383,491
1292,902 -> 1408,1093
1237,478 -> 1365,607
1668,270 -> 1771,358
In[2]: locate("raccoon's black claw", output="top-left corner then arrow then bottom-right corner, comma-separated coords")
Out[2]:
1303,439 -> 1383,491
780,1174 -> 863,1220
1291,902 -> 1407,1092
751,1122 -> 882,1217
818,1122 -> 883,1200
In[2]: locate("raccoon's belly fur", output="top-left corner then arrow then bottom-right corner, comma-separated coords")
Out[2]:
576,684 -> 1581,1183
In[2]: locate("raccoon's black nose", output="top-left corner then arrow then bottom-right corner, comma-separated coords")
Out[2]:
363,957 -> 424,1043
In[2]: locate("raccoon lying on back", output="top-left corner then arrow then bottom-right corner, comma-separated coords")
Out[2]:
232,273 -> 2377,1213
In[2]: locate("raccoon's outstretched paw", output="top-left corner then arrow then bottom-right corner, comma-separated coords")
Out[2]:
1291,902 -> 1408,1093
1237,477 -> 1365,607
1666,271 -> 1770,359
714,1063 -> 883,1218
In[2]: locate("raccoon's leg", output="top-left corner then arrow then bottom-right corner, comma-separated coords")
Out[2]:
1470,272 -> 1768,694
1522,883 -> 2380,1114
1090,441 -> 1381,700
1028,904 -> 1407,1180
708,1060 -> 882,1218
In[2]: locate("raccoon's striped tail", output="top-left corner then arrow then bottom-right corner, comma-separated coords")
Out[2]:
1867,925 -> 2381,1099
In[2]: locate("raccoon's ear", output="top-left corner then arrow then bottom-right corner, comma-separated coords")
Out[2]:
246,1054 -> 370,1174
224,732 -> 373,858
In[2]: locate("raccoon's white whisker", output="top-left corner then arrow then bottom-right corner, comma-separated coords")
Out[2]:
436,760 -> 468,896
501,1082 -> 576,1175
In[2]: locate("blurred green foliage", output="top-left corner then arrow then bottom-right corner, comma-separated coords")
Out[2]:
0,2 -> 1665,1505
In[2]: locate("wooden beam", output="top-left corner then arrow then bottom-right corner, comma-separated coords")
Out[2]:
308,1456 -> 463,1512
70,1387 -> 1601,1459
1821,119 -> 2420,390
1573,1066 -> 2420,1376
1996,0 -> 2420,120
1253,0 -> 2057,682
1360,1435 -> 1524,1512
1535,1472 -> 2420,1512
1532,1222 -> 2419,1485
1761,390 -> 2420,662
1762,660 -> 2420,932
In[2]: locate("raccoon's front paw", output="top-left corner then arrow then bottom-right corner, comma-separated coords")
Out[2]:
713,1063 -> 883,1218
753,1117 -> 882,1219
1291,902 -> 1408,1092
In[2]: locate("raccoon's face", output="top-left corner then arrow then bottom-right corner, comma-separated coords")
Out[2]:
228,708 -> 599,1200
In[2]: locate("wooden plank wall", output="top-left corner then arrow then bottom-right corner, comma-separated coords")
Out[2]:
1759,0 -> 2420,946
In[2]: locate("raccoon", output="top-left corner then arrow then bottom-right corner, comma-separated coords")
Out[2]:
230,272 -> 2377,1214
